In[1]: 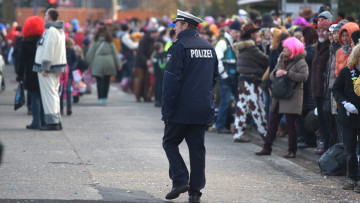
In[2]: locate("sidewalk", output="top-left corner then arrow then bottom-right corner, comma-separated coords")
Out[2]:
0,64 -> 359,202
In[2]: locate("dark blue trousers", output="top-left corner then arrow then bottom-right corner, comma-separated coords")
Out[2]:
163,123 -> 206,194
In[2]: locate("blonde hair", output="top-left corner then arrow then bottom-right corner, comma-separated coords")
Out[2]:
66,37 -> 75,49
74,45 -> 84,59
347,44 -> 360,68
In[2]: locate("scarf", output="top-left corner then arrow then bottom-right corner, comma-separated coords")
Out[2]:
342,44 -> 352,54
330,42 -> 341,54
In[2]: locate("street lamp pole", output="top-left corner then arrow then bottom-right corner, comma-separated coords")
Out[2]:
331,0 -> 338,20
200,0 -> 205,17
282,0 -> 286,20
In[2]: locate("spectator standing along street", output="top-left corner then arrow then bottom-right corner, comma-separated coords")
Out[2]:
233,23 -> 268,142
310,19 -> 333,154
16,16 -> 45,130
214,20 -> 241,134
256,37 -> 309,158
33,8 -> 66,131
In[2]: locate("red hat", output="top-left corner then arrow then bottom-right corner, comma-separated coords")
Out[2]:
22,16 -> 45,38
318,19 -> 332,30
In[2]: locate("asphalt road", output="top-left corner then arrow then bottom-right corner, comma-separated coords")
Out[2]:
0,65 -> 359,203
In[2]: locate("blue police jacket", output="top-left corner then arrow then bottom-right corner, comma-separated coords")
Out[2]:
162,29 -> 219,124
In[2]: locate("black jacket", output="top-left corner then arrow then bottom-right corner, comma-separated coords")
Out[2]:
311,40 -> 330,98
162,29 -> 219,124
302,44 -> 316,111
17,36 -> 41,91
332,66 -> 360,128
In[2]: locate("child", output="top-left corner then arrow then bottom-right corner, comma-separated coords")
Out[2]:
59,64 -> 69,115
63,38 -> 78,115
152,42 -> 167,107
73,45 -> 88,103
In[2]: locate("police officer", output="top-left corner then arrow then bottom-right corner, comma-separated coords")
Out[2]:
162,9 -> 219,202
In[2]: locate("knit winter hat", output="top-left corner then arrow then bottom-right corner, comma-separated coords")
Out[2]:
318,19 -> 332,30
351,30 -> 360,45
229,20 -> 241,31
334,19 -> 349,31
318,11 -> 333,21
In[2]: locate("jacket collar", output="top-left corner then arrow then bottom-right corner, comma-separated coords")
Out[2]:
44,21 -> 64,29
285,51 -> 306,69
224,32 -> 234,46
177,29 -> 199,39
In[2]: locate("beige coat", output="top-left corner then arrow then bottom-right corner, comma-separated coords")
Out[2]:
270,52 -> 309,115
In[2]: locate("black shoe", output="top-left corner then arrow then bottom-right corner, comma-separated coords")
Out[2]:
165,184 -> 190,200
73,96 -> 79,103
26,125 -> 40,130
40,123 -> 62,131
189,192 -> 201,203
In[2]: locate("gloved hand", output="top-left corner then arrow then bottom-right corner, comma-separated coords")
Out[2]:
342,101 -> 359,116
220,72 -> 228,79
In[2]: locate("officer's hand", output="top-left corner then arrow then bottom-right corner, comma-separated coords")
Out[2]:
42,70 -> 48,77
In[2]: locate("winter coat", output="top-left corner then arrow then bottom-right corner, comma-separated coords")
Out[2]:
332,66 -> 360,129
335,22 -> 360,77
325,42 -> 341,90
270,52 -> 309,115
335,48 -> 351,78
17,36 -> 41,92
66,48 -> 77,72
161,29 -> 219,124
33,21 -> 67,73
234,39 -> 269,79
135,33 -> 155,70
302,44 -> 316,111
269,49 -> 280,73
311,40 -> 330,98
86,36 -> 121,77
215,32 -> 235,79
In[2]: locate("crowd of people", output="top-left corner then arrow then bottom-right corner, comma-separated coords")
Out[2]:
0,5 -> 360,198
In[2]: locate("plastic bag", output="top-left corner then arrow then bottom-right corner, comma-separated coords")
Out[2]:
14,81 -> 25,111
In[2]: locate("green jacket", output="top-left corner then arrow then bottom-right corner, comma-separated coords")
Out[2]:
86,37 -> 121,77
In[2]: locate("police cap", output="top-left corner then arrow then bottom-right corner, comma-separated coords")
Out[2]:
173,9 -> 203,26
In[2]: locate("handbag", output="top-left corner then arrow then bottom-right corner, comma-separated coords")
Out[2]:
14,81 -> 25,111
271,75 -> 296,99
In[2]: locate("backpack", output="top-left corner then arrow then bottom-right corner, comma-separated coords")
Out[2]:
318,143 -> 346,176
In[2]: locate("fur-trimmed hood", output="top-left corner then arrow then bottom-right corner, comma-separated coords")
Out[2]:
234,39 -> 256,52
44,21 -> 64,29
